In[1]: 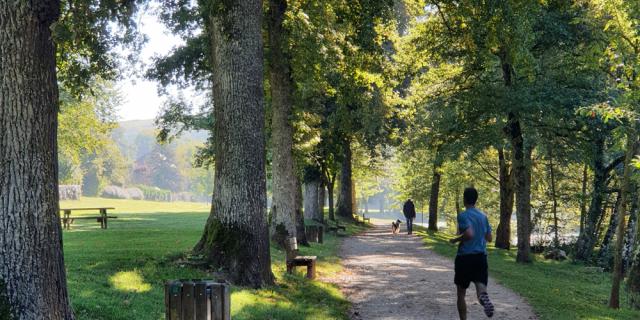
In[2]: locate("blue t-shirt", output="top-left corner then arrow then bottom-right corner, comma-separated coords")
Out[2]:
457,207 -> 492,256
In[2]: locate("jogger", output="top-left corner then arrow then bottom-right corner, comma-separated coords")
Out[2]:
450,187 -> 494,319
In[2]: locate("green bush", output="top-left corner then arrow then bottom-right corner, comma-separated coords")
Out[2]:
135,185 -> 171,202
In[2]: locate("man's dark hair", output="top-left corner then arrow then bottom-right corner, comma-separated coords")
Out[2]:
463,187 -> 478,206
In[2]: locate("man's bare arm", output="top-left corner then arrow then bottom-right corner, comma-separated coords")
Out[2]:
449,227 -> 474,243
485,232 -> 493,243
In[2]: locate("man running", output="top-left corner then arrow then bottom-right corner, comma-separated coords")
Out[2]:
449,187 -> 494,319
403,199 -> 416,235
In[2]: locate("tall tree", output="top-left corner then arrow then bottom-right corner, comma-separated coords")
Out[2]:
336,138 -> 356,219
268,0 -> 301,249
192,0 -> 274,287
0,1 -> 75,318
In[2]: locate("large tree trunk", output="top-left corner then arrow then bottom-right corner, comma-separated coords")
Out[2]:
627,187 -> 640,308
428,156 -> 442,231
609,133 -> 637,308
505,113 -> 533,263
580,163 -> 589,235
318,182 -> 326,223
548,147 -> 560,248
193,0 -> 273,287
0,2 -> 75,319
623,185 -> 638,271
267,0 -> 299,251
575,132 -> 607,261
327,179 -> 336,221
598,194 -> 621,270
304,181 -> 321,221
336,139 -> 355,220
495,147 -> 515,250
295,182 -> 309,246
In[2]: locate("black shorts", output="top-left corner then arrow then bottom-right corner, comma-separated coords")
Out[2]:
454,253 -> 488,289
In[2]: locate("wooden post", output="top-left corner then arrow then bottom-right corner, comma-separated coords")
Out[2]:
194,281 -> 209,319
181,280 -> 196,320
307,260 -> 316,279
100,208 -> 107,229
166,281 -> 182,320
64,210 -> 71,230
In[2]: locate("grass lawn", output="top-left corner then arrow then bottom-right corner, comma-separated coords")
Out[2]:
60,197 -> 365,320
416,228 -> 640,320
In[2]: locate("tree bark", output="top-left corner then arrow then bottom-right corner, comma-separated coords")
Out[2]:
295,182 -> 309,246
627,185 -> 640,308
336,138 -> 355,220
267,0 -> 300,251
548,147 -> 560,248
495,147 -> 515,250
580,163 -> 589,235
193,0 -> 273,287
623,186 -> 638,271
505,112 -> 533,263
428,156 -> 442,231
575,132 -> 607,261
304,181 -> 321,221
609,132 -> 637,308
598,194 -> 621,270
318,181 -> 326,223
327,178 -> 336,221
0,2 -> 76,319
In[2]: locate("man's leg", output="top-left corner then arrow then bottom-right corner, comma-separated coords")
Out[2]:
408,218 -> 413,234
474,281 -> 494,317
456,285 -> 467,320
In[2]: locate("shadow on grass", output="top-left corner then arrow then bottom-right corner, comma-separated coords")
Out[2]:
233,276 -> 349,320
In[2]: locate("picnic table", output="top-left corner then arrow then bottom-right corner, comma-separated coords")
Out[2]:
60,207 -> 117,230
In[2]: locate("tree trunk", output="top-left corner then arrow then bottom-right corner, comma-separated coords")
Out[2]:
336,139 -> 355,220
304,181 -> 321,221
318,182 -> 326,223
295,182 -> 309,246
495,147 -> 515,250
428,157 -> 442,231
623,185 -> 638,271
548,147 -> 560,248
505,112 -> 533,263
627,187 -> 640,308
598,194 -> 621,270
575,132 -> 607,261
328,179 -> 336,221
267,0 -> 299,251
193,0 -> 273,287
609,132 -> 637,308
0,2 -> 76,319
580,163 -> 589,235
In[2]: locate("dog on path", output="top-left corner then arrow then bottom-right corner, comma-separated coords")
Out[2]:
391,219 -> 402,234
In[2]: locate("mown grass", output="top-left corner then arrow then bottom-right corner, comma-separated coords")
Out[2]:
60,197 -> 365,320
416,228 -> 640,320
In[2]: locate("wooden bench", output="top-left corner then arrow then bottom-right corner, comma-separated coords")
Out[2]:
60,207 -> 117,230
286,256 -> 317,279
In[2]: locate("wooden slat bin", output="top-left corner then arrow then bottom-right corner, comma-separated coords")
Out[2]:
165,279 -> 230,320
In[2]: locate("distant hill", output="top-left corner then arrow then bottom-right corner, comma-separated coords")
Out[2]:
112,119 -> 208,162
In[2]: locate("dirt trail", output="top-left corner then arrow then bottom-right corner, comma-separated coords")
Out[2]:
329,222 -> 537,320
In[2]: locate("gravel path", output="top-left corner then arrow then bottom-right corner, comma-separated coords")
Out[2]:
330,222 -> 537,320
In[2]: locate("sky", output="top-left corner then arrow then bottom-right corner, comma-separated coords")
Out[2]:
116,6 -> 184,122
